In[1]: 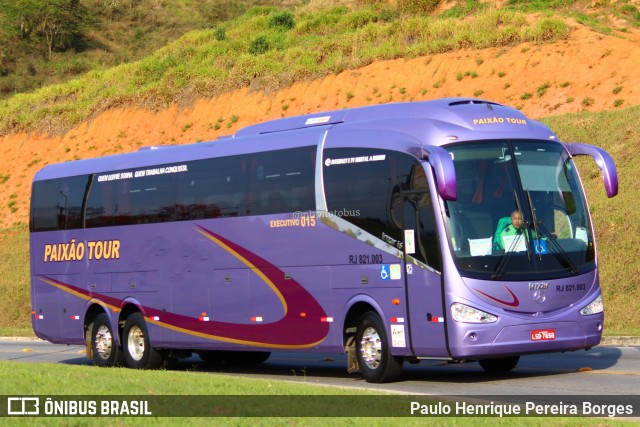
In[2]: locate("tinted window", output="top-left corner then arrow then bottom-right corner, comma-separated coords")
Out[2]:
31,175 -> 90,232
180,155 -> 249,219
42,146 -> 316,230
324,148 -> 441,270
85,177 -> 115,227
250,147 -> 316,215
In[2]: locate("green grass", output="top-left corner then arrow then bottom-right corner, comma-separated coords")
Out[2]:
542,104 -> 640,335
0,225 -> 31,335
0,0 -> 305,99
0,6 -> 569,136
0,362 -> 635,425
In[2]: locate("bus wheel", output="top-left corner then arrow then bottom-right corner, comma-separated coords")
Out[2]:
478,356 -> 520,373
122,312 -> 162,369
355,312 -> 403,383
91,313 -> 123,367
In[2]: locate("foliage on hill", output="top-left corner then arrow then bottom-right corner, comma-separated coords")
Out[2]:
0,3 -> 571,136
0,0 -> 304,98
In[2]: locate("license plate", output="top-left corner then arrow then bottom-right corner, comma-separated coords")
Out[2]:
531,329 -> 556,341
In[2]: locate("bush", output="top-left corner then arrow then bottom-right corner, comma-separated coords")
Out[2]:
214,26 -> 226,41
249,35 -> 270,55
268,11 -> 295,30
396,0 -> 441,14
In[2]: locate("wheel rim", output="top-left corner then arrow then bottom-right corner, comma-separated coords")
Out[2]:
127,325 -> 145,361
360,326 -> 382,370
94,325 -> 113,360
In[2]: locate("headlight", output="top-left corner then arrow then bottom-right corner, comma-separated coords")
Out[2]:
580,295 -> 603,315
451,303 -> 497,323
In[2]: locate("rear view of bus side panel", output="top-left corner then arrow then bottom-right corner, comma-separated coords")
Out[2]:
30,233 -> 86,345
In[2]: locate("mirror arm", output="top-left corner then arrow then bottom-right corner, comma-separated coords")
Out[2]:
563,142 -> 618,198
422,146 -> 457,201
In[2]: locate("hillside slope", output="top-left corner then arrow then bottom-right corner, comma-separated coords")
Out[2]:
0,23 -> 638,229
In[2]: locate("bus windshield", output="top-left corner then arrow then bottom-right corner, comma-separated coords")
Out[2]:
442,140 -> 595,281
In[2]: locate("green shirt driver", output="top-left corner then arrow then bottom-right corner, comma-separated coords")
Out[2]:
496,209 -> 537,251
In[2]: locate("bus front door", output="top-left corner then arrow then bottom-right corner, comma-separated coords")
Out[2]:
401,191 -> 448,358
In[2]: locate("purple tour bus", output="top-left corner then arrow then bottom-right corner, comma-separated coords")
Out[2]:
29,98 -> 618,382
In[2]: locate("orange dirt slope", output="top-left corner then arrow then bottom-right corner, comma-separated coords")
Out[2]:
1,23 -> 639,229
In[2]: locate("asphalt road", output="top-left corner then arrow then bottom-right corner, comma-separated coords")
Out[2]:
1,340 -> 639,397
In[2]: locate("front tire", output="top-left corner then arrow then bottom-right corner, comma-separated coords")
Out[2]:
355,311 -> 403,383
122,312 -> 163,369
91,313 -> 124,367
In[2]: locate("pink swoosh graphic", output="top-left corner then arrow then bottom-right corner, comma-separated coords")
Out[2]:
38,225 -> 329,349
475,286 -> 520,308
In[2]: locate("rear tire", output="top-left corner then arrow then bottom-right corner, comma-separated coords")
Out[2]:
355,311 -> 403,383
478,356 -> 520,373
122,312 -> 163,369
91,313 -> 124,367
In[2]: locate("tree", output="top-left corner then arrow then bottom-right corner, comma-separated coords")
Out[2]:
36,0 -> 89,59
2,0 -> 89,60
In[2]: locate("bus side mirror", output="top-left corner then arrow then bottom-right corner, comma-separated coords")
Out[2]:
423,146 -> 457,201
563,142 -> 618,198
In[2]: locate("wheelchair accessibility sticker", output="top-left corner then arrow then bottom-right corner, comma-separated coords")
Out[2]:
534,239 -> 548,255
380,264 -> 402,280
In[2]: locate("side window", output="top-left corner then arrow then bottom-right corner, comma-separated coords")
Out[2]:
31,175 -> 90,232
323,149 -> 409,252
85,164 -> 189,227
324,149 -> 441,271
181,155 -> 249,219
71,146 -> 317,229
409,164 -> 442,271
251,146 -> 316,215
117,173 -> 178,225
85,178 -> 115,228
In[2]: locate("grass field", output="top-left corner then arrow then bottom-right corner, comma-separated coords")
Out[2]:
542,105 -> 640,335
0,225 -> 30,336
0,362 -> 636,425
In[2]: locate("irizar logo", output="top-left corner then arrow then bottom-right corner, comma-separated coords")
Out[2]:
529,282 -> 549,290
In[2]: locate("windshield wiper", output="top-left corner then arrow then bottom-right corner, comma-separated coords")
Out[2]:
491,232 -> 526,279
536,220 -> 579,275
526,190 -> 579,275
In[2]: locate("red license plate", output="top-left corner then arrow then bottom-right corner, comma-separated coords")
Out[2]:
531,329 -> 556,341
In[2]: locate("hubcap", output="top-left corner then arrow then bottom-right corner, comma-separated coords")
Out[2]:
94,325 -> 113,360
127,325 -> 145,361
360,326 -> 382,370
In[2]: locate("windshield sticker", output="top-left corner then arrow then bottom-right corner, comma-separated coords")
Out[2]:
97,164 -> 188,182
324,154 -> 385,167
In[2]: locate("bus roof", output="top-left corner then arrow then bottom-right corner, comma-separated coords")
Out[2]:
33,98 -> 558,182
